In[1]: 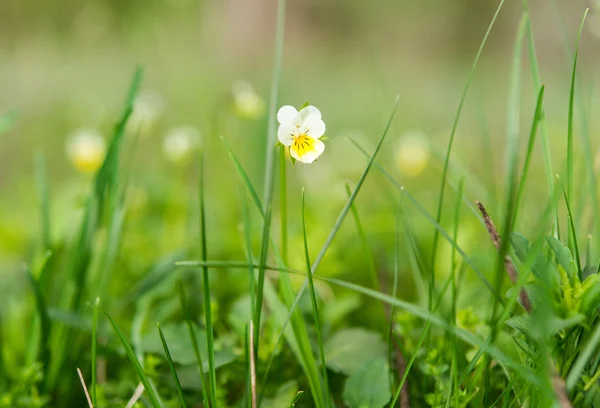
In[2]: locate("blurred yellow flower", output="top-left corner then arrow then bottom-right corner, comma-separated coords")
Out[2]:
162,126 -> 201,164
393,130 -> 430,177
277,105 -> 326,164
232,81 -> 265,120
127,90 -> 165,137
66,129 -> 106,174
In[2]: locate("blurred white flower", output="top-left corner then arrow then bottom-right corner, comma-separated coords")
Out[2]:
163,126 -> 201,164
393,130 -> 430,177
277,105 -> 326,164
66,129 -> 106,174
232,81 -> 265,120
128,90 -> 165,137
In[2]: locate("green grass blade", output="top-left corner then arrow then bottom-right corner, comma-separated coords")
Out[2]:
25,263 -> 51,381
221,136 -> 263,215
91,297 -> 99,406
567,9 -> 589,255
345,183 -> 379,291
178,283 -> 211,408
558,176 -> 582,274
197,151 -> 217,407
35,151 -> 51,250
157,323 -> 187,408
430,0 -> 507,305
483,16 -> 527,404
261,0 -> 286,206
513,86 -> 545,228
105,313 -> 161,408
254,204 -> 272,343
522,4 -> 559,237
301,189 -> 330,406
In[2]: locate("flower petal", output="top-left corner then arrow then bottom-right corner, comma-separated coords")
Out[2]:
278,125 -> 296,146
277,105 -> 299,125
299,105 -> 322,121
304,117 -> 326,138
290,135 -> 325,164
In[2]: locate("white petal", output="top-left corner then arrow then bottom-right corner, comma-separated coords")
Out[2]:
299,105 -> 322,121
278,125 -> 296,146
277,105 -> 299,125
290,137 -> 325,164
304,118 -> 326,138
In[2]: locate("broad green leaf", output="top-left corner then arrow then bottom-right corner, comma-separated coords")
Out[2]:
324,328 -> 386,375
342,358 -> 391,408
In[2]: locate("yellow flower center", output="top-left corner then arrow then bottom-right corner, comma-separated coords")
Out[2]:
292,134 -> 315,158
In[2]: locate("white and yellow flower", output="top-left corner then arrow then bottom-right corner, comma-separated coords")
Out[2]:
162,125 -> 201,164
232,80 -> 265,120
66,129 -> 106,174
277,105 -> 326,164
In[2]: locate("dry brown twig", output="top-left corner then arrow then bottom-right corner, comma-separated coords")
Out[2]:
476,201 -> 571,408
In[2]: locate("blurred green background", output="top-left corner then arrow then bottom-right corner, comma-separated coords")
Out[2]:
1,0 -> 600,406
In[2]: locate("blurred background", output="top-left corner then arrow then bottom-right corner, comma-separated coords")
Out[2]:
1,0 -> 600,404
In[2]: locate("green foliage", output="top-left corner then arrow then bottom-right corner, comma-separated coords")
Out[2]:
342,358 -> 391,408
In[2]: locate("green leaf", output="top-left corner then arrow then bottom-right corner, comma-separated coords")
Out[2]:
546,235 -> 577,281
324,328 -> 386,375
342,358 -> 391,408
299,101 -> 309,110
142,322 -> 236,367
320,135 -> 329,140
291,156 -> 296,166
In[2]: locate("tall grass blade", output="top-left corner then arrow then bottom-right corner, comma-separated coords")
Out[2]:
197,150 -> 217,408
522,3 -> 560,237
35,151 -> 51,250
91,297 -> 100,406
178,283 -> 211,408
301,189 -> 330,406
430,0 -> 507,305
105,313 -> 161,408
157,323 -> 187,408
558,176 -> 582,274
25,263 -> 51,381
513,86 -> 545,227
566,9 -> 589,255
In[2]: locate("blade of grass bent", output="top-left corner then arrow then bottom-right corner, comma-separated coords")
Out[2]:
430,0 -> 507,306
158,323 -> 187,408
178,259 -> 539,386
558,176 -> 582,274
105,313 -> 161,408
